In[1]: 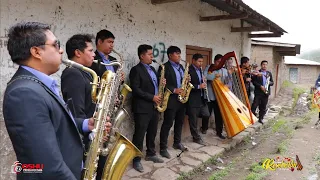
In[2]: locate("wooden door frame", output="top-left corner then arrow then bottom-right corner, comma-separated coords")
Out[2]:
186,45 -> 213,65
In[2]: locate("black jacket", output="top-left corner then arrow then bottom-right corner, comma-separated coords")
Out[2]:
3,67 -> 85,180
188,65 -> 205,107
129,62 -> 159,113
252,70 -> 274,96
61,67 -> 96,119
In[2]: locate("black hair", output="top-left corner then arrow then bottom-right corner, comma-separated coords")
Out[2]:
241,56 -> 249,65
138,44 -> 153,59
167,46 -> 181,58
192,53 -> 203,61
7,22 -> 50,64
261,60 -> 268,65
66,34 -> 94,59
214,54 -> 223,62
95,29 -> 115,45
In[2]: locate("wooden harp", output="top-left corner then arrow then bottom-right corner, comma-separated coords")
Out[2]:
209,51 -> 257,138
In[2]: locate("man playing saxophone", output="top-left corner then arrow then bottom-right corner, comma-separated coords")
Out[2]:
251,60 -> 274,124
89,29 -> 125,81
129,44 -> 165,173
159,46 -> 188,159
61,34 -> 108,180
3,22 -> 111,180
186,53 -> 210,145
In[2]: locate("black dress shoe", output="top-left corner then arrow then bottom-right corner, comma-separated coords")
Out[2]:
133,161 -> 144,173
145,155 -> 164,163
160,149 -> 171,159
258,119 -> 264,125
173,143 -> 188,151
200,127 -> 207,134
193,138 -> 206,146
217,134 -> 226,139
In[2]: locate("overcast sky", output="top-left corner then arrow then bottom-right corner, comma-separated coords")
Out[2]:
243,0 -> 319,53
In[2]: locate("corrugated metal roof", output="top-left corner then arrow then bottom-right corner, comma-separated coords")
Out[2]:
284,56 -> 320,66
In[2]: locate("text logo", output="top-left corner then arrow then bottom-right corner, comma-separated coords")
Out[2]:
11,161 -> 44,174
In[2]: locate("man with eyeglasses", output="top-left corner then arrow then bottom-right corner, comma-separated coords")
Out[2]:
129,44 -> 165,172
2,22 -> 111,180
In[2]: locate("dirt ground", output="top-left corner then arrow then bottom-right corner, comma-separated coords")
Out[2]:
183,85 -> 320,180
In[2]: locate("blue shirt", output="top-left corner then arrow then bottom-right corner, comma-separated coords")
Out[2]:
192,64 -> 203,96
21,66 -> 89,169
141,63 -> 158,95
98,51 -> 115,73
261,70 -> 267,86
169,60 -> 183,88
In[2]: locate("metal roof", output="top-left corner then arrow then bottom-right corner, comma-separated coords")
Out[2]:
284,56 -> 320,66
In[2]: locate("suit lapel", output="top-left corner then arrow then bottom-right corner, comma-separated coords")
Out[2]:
139,63 -> 154,85
166,61 -> 178,88
189,65 -> 200,84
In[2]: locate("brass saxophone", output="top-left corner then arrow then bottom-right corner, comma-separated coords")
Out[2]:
152,60 -> 172,112
178,60 -> 194,103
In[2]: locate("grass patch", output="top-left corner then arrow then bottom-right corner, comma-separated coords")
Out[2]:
272,119 -> 287,133
292,87 -> 307,109
282,80 -> 293,88
313,152 -> 320,165
243,162 -> 268,180
209,163 -> 233,180
277,140 -> 289,155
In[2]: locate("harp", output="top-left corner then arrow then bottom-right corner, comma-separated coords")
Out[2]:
209,51 -> 257,138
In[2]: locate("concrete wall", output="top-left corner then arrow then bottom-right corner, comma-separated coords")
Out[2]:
284,64 -> 320,85
0,0 -> 251,178
250,45 -> 283,99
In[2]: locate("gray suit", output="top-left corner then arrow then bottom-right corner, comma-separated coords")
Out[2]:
3,67 -> 85,180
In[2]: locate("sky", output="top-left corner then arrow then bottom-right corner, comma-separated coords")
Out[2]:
242,0 -> 320,53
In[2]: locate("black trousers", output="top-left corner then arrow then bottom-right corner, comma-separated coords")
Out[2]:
187,101 -> 210,140
160,103 -> 185,150
206,100 -> 223,135
132,109 -> 159,162
251,94 -> 269,121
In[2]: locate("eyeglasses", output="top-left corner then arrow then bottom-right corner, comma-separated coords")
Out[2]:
40,40 -> 61,50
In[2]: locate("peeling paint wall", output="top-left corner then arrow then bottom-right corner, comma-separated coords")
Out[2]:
0,0 -> 251,178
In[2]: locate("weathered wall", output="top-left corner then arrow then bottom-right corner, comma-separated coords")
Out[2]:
284,64 -> 320,85
0,0 -> 251,178
250,45 -> 283,99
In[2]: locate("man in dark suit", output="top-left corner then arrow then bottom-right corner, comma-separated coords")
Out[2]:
187,53 -> 209,145
129,44 -> 165,172
251,60 -> 274,124
61,34 -> 107,180
89,29 -> 124,81
159,46 -> 188,159
3,22 -> 110,180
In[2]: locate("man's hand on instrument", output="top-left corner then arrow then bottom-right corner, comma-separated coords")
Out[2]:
202,76 -> 207,82
162,78 -> 166,85
153,95 -> 162,104
187,74 -> 191,82
120,71 -> 125,82
246,77 -> 251,82
260,86 -> 266,92
103,119 -> 112,142
199,83 -> 207,89
174,88 -> 183,95
215,74 -> 221,78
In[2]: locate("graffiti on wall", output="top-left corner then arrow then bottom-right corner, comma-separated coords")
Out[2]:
153,42 -> 167,63
0,28 -> 9,49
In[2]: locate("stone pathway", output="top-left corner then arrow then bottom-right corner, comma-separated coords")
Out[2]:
122,88 -> 294,180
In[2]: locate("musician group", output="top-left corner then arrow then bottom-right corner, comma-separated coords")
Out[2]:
2,21 -> 274,179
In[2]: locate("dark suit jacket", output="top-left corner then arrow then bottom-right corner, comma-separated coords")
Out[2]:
252,69 -> 274,96
158,61 -> 185,109
3,67 -> 85,180
188,65 -> 205,108
89,50 -> 119,78
130,62 -> 159,113
61,67 -> 95,119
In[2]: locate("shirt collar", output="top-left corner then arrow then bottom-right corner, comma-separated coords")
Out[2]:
192,64 -> 200,71
169,60 -> 180,67
97,51 -> 108,62
21,65 -> 57,90
141,62 -> 151,69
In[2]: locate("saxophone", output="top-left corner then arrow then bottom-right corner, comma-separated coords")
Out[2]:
178,60 -> 194,103
62,56 -> 142,180
152,60 -> 172,112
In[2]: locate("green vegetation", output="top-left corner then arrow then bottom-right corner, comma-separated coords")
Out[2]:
277,140 -> 289,155
282,80 -> 293,88
244,162 -> 268,180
